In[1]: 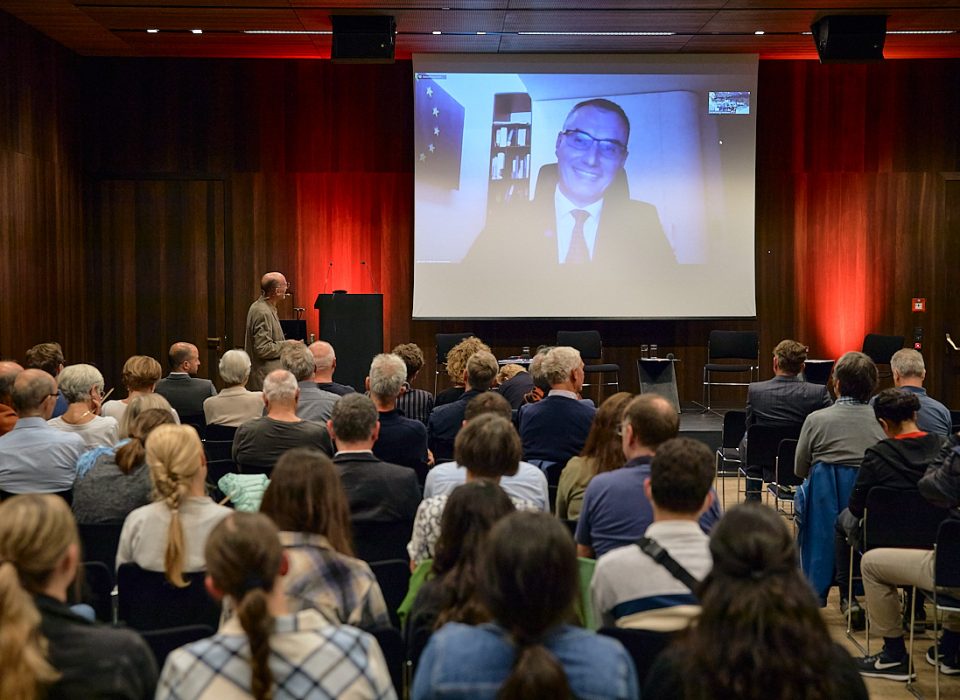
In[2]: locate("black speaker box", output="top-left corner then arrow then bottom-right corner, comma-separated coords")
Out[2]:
331,15 -> 396,63
811,15 -> 886,63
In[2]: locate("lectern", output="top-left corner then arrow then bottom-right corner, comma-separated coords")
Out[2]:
314,293 -> 383,392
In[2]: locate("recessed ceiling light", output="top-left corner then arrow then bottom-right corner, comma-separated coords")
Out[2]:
243,29 -> 332,35
146,28 -> 159,34
476,31 -> 486,35
754,30 -> 765,36
887,29 -> 955,35
432,30 -> 442,35
191,29 -> 202,34
518,31 -> 675,36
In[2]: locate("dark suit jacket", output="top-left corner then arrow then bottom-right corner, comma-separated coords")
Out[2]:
498,372 -> 535,410
155,373 -> 216,420
518,394 -> 596,464
373,409 -> 429,482
745,375 -> 832,429
333,452 -> 421,524
427,389 -> 483,463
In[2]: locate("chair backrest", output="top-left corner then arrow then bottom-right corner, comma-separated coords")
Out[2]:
801,360 -> 835,386
140,624 -> 214,668
950,410 -> 960,434
180,414 -> 207,440
744,424 -> 802,473
861,334 -> 904,365
369,626 -> 404,696
707,331 -> 758,362
774,439 -> 802,488
203,439 -> 234,463
368,559 -> 411,630
597,627 -> 675,686
79,561 -> 114,623
934,519 -> 960,588
204,423 -> 238,442
557,330 -> 602,360
352,519 -> 414,563
720,410 -> 747,449
77,522 -> 125,581
862,487 -> 950,551
117,563 -> 222,631
435,333 -> 473,364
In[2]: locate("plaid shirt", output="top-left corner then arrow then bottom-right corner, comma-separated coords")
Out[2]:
280,531 -> 390,630
157,608 -> 396,699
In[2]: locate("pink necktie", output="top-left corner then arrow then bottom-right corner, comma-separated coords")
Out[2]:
564,209 -> 590,264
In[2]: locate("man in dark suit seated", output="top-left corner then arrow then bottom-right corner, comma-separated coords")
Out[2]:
427,350 -> 499,463
742,339 -> 832,501
326,392 -> 421,525
518,346 -> 596,465
155,341 -> 216,424
367,353 -> 430,481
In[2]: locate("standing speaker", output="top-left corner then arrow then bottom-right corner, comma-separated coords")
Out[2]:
332,15 -> 396,63
811,15 -> 886,63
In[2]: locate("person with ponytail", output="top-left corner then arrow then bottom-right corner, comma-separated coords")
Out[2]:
157,512 -> 396,699
412,511 -> 638,700
0,494 -> 156,699
116,423 -> 230,586
643,504 -> 868,700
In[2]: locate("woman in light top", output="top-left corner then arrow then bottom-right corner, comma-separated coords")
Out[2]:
101,355 -> 179,437
46,363 -> 119,448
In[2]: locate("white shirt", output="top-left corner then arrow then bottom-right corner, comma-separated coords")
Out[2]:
423,460 -> 549,511
555,187 -> 604,263
47,414 -> 119,449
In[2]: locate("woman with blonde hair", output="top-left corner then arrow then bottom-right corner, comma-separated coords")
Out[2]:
0,494 -> 156,699
435,336 -> 491,407
116,424 -> 230,586
102,355 -> 181,435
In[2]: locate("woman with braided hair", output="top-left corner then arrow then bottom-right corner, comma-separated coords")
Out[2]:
117,423 -> 230,585
157,512 -> 396,699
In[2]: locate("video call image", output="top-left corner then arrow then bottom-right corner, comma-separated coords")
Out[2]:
412,55 -> 759,320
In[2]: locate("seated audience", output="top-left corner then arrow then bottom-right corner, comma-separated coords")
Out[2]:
155,342 -> 216,423
73,408 -> 175,525
203,349 -> 264,427
102,355 -> 180,435
47,363 -> 119,448
434,336 -> 490,407
309,340 -> 356,396
428,349 -> 499,463
577,394 -> 722,560
0,360 -> 23,435
368,353 -> 430,478
0,493 -> 157,699
117,424 -> 231,584
260,448 -> 390,630
855,438 -> 960,682
282,342 -> 339,422
521,346 -> 554,405
393,343 -> 434,425
518,346 -> 596,465
423,393 -> 549,510
413,511 -> 638,700
591,437 -> 715,630
644,504 -> 868,700
886,348 -> 953,435
24,342 -> 68,418
406,481 -> 515,668
556,391 -> 632,520
409,414 -> 537,567
495,363 -> 535,410
232,369 -> 332,471
156,512 -> 394,699
0,369 -> 86,498
327,393 -> 421,525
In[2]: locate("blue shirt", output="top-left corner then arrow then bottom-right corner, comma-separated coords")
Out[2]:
412,622 -> 638,700
423,460 -> 549,511
897,385 -> 952,436
0,416 -> 86,493
576,455 -> 722,559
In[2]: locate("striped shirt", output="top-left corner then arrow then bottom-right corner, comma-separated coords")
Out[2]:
396,389 -> 434,426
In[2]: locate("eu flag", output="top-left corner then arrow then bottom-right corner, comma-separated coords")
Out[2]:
415,77 -> 465,190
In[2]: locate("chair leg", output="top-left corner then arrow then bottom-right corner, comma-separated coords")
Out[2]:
906,586 -> 921,699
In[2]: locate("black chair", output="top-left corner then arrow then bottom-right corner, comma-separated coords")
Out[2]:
369,559 -> 411,630
370,626 -> 405,697
205,458 -> 238,501
141,624 -> 214,668
180,413 -> 207,440
203,439 -> 235,463
701,331 -> 759,411
117,563 -> 222,632
861,334 -> 904,378
204,423 -> 238,443
597,627 -> 675,687
77,522 -> 124,584
434,332 -> 473,395
715,409 -> 746,503
541,461 -> 564,514
737,423 -> 802,503
352,520 -> 414,564
557,330 -> 620,402
802,359 -> 835,386
77,561 -> 114,623
766,439 -> 801,519
915,519 -> 960,699
950,409 -> 960,434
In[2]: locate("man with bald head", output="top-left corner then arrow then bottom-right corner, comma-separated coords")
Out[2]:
0,360 -> 23,435
244,271 -> 290,391
309,340 -> 355,396
0,368 -> 86,497
155,341 -> 216,423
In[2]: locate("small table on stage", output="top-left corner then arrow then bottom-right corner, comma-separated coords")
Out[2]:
498,357 -> 533,367
637,357 -> 681,414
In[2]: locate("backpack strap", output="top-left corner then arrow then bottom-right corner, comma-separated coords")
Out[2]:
636,536 -> 699,593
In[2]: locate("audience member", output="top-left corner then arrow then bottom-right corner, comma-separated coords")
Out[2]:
309,340 -> 356,396
102,355 -> 179,434
0,369 -> 86,498
203,349 -> 264,427
644,505 -> 868,700
281,342 -> 339,422
886,348 -> 952,435
73,408 -> 175,525
496,363 -> 535,410
522,346 -> 554,404
413,511 -> 638,700
232,369 -> 332,471
393,342 -> 434,424
556,391 -> 632,519
327,393 -> 421,525
155,342 -> 216,422
406,482 -> 516,669
368,353 -> 430,479
742,339 -> 831,500
24,342 -> 68,418
592,437 -> 715,631
244,271 -> 288,391
434,336 -> 490,407
260,448 -> 390,629
428,349 -> 499,463
47,363 -> 119,448
117,424 -> 231,584
518,346 -> 596,465
424,393 -> 549,510
0,360 -> 23,435
409,414 -> 536,567
0,493 -> 157,699
156,512 -> 394,699
576,394 -> 722,559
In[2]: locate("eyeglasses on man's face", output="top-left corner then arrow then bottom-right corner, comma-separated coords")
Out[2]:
560,129 -> 627,160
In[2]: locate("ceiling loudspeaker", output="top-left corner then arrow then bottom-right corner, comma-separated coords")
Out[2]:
811,15 -> 887,63
331,15 -> 396,63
